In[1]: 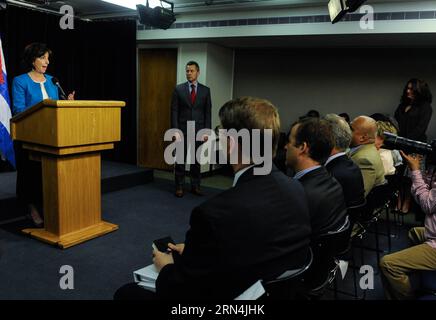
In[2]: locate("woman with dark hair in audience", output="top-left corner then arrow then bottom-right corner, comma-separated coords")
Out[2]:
380,151 -> 436,300
394,78 -> 433,142
394,79 -> 433,214
12,43 -> 75,227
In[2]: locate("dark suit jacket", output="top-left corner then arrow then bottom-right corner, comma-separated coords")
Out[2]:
171,82 -> 212,134
325,154 -> 365,208
298,167 -> 347,237
394,101 -> 433,142
156,166 -> 311,300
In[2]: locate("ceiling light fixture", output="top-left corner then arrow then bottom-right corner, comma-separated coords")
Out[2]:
328,0 -> 368,24
137,0 -> 175,29
101,0 -> 166,10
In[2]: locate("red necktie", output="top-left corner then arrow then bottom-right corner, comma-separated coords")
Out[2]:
190,84 -> 196,104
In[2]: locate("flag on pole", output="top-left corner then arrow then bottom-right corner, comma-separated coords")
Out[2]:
0,37 -> 15,168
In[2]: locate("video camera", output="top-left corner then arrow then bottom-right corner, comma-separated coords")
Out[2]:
383,132 -> 436,163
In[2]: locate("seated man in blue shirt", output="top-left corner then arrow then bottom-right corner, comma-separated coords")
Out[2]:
285,117 -> 347,237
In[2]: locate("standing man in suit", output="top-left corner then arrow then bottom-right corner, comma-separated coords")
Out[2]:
285,118 -> 347,237
323,114 -> 365,208
349,116 -> 385,196
114,97 -> 311,300
171,61 -> 211,197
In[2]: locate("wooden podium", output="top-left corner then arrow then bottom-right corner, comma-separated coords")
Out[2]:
10,100 -> 125,248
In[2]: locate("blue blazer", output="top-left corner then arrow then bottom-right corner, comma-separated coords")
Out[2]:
12,73 -> 59,115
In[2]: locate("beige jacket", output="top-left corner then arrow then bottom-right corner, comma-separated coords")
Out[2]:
350,144 -> 386,196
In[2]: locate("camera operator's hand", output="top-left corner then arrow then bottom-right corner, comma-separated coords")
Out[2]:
400,150 -> 422,171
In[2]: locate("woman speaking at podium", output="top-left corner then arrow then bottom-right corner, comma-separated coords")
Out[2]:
11,42 -> 75,227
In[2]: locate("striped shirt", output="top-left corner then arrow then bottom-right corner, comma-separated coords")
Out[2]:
411,169 -> 436,249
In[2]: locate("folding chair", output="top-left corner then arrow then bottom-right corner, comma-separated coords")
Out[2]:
262,248 -> 313,300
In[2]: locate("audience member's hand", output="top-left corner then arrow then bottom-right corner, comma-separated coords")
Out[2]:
168,243 -> 185,255
153,248 -> 174,272
67,91 -> 75,100
400,150 -> 422,171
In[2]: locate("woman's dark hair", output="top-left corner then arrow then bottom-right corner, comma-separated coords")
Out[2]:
400,78 -> 433,106
338,112 -> 350,123
306,109 -> 320,118
369,113 -> 389,122
370,113 -> 399,132
21,43 -> 52,72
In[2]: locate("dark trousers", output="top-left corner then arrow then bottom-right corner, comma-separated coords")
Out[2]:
113,282 -> 157,300
13,141 -> 43,211
174,140 -> 202,188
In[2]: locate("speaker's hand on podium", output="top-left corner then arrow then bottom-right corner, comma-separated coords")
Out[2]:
67,91 -> 75,100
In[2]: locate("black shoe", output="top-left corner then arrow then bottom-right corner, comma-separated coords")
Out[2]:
191,186 -> 204,196
175,187 -> 184,198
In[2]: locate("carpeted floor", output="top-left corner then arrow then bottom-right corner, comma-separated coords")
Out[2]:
0,178 -> 221,299
0,171 -> 419,300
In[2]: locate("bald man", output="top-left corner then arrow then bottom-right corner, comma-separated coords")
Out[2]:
349,116 -> 386,196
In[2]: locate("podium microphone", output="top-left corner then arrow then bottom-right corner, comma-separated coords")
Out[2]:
51,77 -> 67,100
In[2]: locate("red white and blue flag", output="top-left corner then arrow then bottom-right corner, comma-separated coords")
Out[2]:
0,37 -> 15,168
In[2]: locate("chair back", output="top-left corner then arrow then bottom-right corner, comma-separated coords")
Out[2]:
305,217 -> 351,293
262,248 -> 313,300
362,183 -> 392,221
347,200 -> 367,228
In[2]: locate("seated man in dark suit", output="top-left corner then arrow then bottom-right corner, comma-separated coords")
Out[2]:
285,117 -> 347,237
114,97 -> 312,300
323,114 -> 365,208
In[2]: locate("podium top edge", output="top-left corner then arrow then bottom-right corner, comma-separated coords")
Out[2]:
45,100 -> 126,107
11,100 -> 125,122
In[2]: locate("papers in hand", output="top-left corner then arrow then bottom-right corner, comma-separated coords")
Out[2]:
133,264 -> 159,293
132,264 -> 265,299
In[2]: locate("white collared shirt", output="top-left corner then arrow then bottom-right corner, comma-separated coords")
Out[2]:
348,145 -> 363,156
325,152 -> 347,166
293,165 -> 322,180
40,82 -> 49,99
232,164 -> 256,187
188,81 -> 198,93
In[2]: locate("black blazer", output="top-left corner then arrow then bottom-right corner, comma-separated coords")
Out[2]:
171,82 -> 212,134
298,167 -> 347,237
325,154 -> 365,208
156,166 -> 311,300
394,101 -> 433,142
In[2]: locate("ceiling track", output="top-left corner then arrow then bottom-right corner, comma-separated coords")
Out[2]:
6,0 -> 92,21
